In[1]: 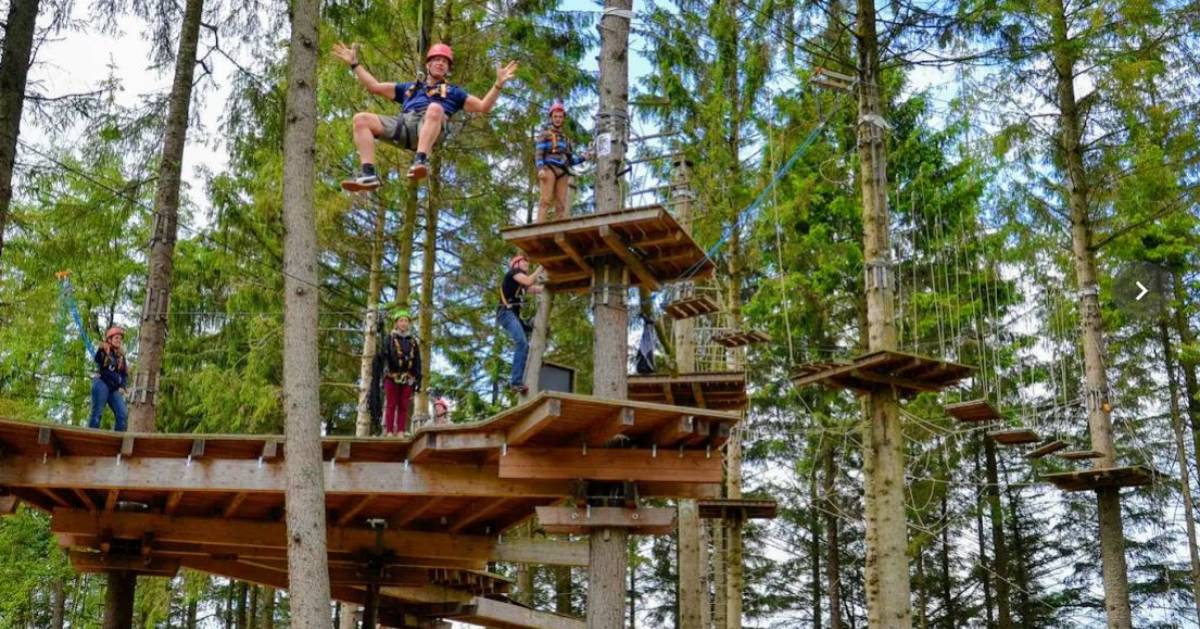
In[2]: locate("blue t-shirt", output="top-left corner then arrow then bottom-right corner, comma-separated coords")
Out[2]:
394,81 -> 469,116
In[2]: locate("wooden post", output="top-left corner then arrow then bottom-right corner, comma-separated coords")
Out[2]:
678,499 -> 703,628
855,0 -> 911,623
588,1 -> 632,627
280,0 -> 332,620
102,572 -> 135,629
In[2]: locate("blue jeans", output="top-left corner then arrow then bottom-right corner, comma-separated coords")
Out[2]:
497,309 -> 529,387
88,378 -> 128,432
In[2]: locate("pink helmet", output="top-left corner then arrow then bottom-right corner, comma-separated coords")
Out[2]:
426,43 -> 454,65
434,397 -> 450,411
509,254 -> 527,268
549,100 -> 566,116
105,326 -> 125,340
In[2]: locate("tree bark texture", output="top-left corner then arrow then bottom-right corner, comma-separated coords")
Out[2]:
261,587 -> 276,629
938,489 -> 957,629
811,467 -> 823,629
983,438 -> 1012,628
102,572 -> 135,629
414,163 -> 440,422
713,522 -> 727,629
522,290 -> 553,398
280,0 -> 332,620
395,185 -> 418,304
555,566 -> 574,615
51,576 -> 66,629
127,0 -> 205,430
824,442 -> 843,629
354,200 -> 386,437
725,434 -> 744,629
974,448 -> 994,628
856,0 -> 909,623
0,0 -> 39,269
588,528 -> 630,629
1160,316 -> 1200,622
1049,0 -> 1131,624
1172,272 -> 1200,468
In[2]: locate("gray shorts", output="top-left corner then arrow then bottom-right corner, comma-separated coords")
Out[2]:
377,112 -> 423,151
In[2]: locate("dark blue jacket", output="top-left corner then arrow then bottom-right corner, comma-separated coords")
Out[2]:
94,346 -> 128,391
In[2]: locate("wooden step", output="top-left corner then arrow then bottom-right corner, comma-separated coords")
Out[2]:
1057,449 -> 1104,461
711,329 -> 771,348
791,350 -> 975,397
696,498 -> 778,520
1042,465 -> 1159,492
664,295 -> 720,319
1025,439 -> 1068,459
944,399 -> 1002,422
988,428 -> 1040,445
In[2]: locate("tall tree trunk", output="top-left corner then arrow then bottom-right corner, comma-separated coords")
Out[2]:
395,186 -> 418,304
521,291 -> 553,397
938,488 -> 957,629
260,587 -> 275,629
678,498 -> 703,628
589,0 -> 632,624
236,581 -> 248,629
555,566 -> 574,615
1049,1 -> 1131,625
725,435 -> 744,629
700,519 -> 713,628
50,576 -> 66,629
974,448 -> 994,628
1000,460 -> 1032,629
102,572 -> 135,629
280,0 -> 332,621
127,0 -> 205,430
713,521 -> 726,629
354,200 -> 386,436
414,162 -> 440,424
0,0 -> 39,269
1160,316 -> 1200,621
983,439 -> 1012,628
824,440 -> 842,629
249,584 -> 259,629
811,466 -> 823,629
915,551 -> 928,629
1172,272 -> 1200,468
856,0 -> 909,623
187,598 -> 198,629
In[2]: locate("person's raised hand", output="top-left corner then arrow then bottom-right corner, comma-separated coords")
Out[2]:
495,60 -> 519,86
332,42 -> 360,67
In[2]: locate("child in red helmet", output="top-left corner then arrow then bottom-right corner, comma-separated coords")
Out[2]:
88,326 -> 129,431
536,100 -> 591,221
333,41 -> 519,189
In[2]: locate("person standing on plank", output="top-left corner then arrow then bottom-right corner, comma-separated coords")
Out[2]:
333,41 -> 519,189
88,327 -> 129,432
535,100 -> 590,221
379,308 -> 422,435
497,255 -> 544,394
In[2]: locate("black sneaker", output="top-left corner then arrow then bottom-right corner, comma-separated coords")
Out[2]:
407,155 -> 429,180
342,174 -> 382,192
509,383 -> 528,394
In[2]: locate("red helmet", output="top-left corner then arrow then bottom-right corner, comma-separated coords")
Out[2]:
105,326 -> 125,340
434,397 -> 450,410
549,100 -> 566,116
426,43 -> 454,65
509,254 -> 527,268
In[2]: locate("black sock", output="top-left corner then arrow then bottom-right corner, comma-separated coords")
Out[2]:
415,152 -> 427,162
362,163 -> 377,177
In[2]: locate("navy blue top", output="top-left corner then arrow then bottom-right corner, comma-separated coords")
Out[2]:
395,81 -> 469,116
94,347 -> 128,391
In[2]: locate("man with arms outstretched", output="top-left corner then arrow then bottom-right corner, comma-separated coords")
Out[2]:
333,41 -> 518,189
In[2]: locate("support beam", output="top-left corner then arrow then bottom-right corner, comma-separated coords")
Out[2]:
222,492 -> 248,519
536,506 -> 675,535
163,491 -> 183,516
336,495 -> 376,526
73,489 -> 98,511
453,596 -> 585,629
70,550 -> 180,577
555,232 -> 591,274
584,408 -> 635,447
1,495 -> 19,514
448,498 -> 508,534
507,398 -> 563,446
393,496 -> 445,528
51,509 -> 498,566
499,448 -> 723,483
599,225 -> 659,290
494,538 -> 589,567
653,416 -> 694,447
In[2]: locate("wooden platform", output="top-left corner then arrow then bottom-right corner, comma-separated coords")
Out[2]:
664,295 -> 720,319
989,428 -> 1040,445
1042,465 -> 1159,492
0,391 -> 745,628
790,351 -> 975,396
711,329 -> 771,348
627,371 -> 748,410
500,206 -> 714,293
696,498 -> 778,520
1058,449 -> 1104,460
944,399 -> 1002,422
1025,439 -> 1068,459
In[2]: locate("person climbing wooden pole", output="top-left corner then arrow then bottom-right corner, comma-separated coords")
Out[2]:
333,41 -> 518,190
535,100 -> 591,222
497,254 -> 545,395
